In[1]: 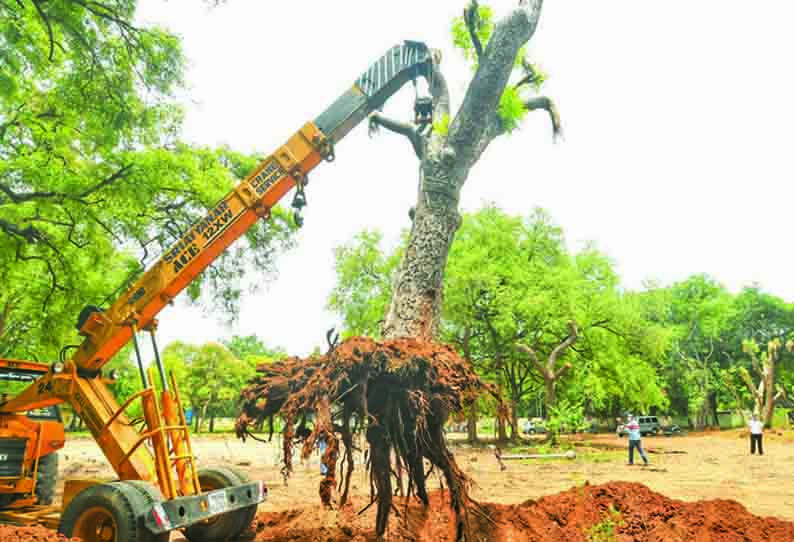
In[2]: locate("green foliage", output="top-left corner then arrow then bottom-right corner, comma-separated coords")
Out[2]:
546,399 -> 586,442
327,230 -> 402,338
0,1 -> 297,361
223,334 -> 285,365
162,341 -> 255,431
432,113 -> 451,136
498,87 -> 528,133
451,4 -> 495,66
587,506 -> 625,542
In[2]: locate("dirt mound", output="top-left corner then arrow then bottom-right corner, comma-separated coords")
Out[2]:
0,525 -> 78,542
240,482 -> 794,542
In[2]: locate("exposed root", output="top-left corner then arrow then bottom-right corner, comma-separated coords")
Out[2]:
236,336 -> 503,540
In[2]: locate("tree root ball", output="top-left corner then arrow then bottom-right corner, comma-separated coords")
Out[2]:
235,336 -> 503,541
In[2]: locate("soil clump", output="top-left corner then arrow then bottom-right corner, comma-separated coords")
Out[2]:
240,481 -> 794,542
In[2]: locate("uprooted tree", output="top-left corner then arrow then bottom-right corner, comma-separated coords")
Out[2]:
237,1 -> 555,540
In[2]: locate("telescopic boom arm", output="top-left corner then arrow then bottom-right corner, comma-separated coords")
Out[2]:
0,41 -> 433,418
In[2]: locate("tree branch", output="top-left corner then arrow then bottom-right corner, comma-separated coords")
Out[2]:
515,343 -> 547,379
553,362 -> 573,381
77,164 -> 133,199
463,1 -> 484,62
522,96 -> 562,140
738,367 -> 762,402
0,218 -> 45,243
368,113 -> 423,158
548,320 -> 578,371
30,0 -> 55,61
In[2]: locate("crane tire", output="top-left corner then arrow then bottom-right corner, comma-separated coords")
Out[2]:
221,466 -> 259,533
183,467 -> 250,542
58,480 -> 161,542
34,452 -> 58,505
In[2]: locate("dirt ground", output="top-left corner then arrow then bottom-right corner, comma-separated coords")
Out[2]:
56,428 -> 794,521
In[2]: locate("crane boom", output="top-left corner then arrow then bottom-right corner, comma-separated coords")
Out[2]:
73,41 -> 432,374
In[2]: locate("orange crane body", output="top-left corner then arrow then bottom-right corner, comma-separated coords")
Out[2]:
0,41 -> 434,542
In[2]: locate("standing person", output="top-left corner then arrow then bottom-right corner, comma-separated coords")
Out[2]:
749,414 -> 764,455
626,415 -> 649,466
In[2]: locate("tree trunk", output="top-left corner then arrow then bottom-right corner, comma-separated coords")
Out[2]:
510,396 -> 520,439
545,378 -> 556,413
763,352 -> 776,428
381,165 -> 462,340
497,416 -> 507,442
466,408 -> 478,444
209,413 -> 215,433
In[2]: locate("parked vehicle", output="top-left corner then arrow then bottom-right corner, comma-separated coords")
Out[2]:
522,419 -> 547,435
663,424 -> 687,437
616,415 -> 661,437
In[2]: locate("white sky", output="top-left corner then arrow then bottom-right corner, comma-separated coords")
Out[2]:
135,1 -> 794,357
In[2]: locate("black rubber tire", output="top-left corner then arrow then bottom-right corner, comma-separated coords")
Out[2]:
183,467 -> 250,542
58,481 -> 161,542
221,466 -> 259,533
35,452 -> 58,505
123,481 -> 170,542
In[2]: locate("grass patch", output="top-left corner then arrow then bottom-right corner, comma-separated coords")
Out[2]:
586,505 -> 624,542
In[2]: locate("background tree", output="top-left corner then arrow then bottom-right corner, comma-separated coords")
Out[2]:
327,231 -> 402,338
0,1 -> 297,361
368,0 -> 559,341
163,341 -> 254,432
223,334 -> 285,364
740,339 -> 787,427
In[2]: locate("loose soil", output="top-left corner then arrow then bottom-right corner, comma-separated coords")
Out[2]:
12,430 -> 793,541
0,525 -> 77,542
239,481 -> 794,541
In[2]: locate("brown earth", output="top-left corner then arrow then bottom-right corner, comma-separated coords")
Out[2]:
0,525 -> 78,542
8,430 -> 794,541
240,482 -> 794,542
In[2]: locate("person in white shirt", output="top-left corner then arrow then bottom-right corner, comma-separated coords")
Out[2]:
749,414 -> 764,455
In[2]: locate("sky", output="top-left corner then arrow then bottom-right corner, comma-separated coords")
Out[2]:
135,0 -> 794,357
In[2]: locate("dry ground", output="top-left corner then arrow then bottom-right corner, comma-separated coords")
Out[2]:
56,428 -> 794,521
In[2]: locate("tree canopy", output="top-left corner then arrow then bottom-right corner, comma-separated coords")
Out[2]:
0,1 -> 296,360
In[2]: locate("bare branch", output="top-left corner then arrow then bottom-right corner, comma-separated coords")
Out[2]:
30,0 -> 55,61
78,165 -> 133,198
0,183 -> 57,203
463,1 -> 484,62
0,218 -> 45,243
548,320 -> 578,371
429,55 -> 450,121
522,96 -> 562,141
368,113 -> 423,158
553,361 -> 573,381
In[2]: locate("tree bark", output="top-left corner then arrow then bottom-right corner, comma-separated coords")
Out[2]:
510,396 -> 520,439
466,408 -> 478,444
